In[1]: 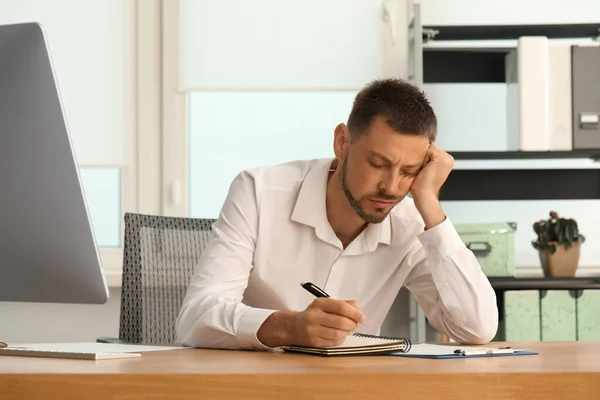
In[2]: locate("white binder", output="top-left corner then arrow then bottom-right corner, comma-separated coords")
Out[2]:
506,36 -> 550,151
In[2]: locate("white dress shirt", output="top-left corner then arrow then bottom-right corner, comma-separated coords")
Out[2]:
176,158 -> 498,349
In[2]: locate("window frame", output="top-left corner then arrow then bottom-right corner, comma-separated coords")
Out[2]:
98,0 -> 164,287
161,0 -> 190,218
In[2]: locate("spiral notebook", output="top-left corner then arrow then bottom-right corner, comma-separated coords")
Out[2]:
281,333 -> 412,356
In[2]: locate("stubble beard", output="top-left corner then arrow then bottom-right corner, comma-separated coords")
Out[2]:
338,156 -> 402,224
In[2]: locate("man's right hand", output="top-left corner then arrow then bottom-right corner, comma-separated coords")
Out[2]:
257,298 -> 366,348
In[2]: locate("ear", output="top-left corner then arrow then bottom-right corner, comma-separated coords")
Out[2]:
333,123 -> 350,160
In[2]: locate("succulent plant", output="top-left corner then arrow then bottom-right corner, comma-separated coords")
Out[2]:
532,211 -> 585,255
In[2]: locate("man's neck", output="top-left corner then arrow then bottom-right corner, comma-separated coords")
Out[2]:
325,169 -> 368,248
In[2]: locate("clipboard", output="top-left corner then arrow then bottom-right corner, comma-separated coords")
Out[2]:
390,343 -> 539,359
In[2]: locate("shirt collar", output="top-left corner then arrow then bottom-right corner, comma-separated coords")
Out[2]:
290,158 -> 392,251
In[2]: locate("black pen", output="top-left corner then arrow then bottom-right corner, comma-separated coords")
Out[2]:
300,281 -> 330,298
300,281 -> 367,325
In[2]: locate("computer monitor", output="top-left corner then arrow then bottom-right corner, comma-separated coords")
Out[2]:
0,22 -> 109,304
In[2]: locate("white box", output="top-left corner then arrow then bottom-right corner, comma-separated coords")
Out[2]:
548,44 -> 573,151
506,36 -> 550,151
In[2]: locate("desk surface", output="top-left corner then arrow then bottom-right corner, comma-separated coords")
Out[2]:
1,341 -> 600,400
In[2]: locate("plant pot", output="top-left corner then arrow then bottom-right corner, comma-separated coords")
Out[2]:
539,241 -> 581,277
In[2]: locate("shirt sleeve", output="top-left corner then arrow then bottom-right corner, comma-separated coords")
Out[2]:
402,217 -> 499,344
175,170 -> 278,350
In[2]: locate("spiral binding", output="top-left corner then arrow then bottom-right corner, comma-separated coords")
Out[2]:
352,333 -> 412,353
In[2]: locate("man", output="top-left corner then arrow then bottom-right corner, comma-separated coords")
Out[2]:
176,78 -> 498,350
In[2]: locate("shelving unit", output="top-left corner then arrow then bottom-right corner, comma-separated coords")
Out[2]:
402,12 -> 600,343
422,23 -> 600,83
489,277 -> 600,290
449,150 -> 600,160
423,23 -> 600,41
419,25 -> 600,201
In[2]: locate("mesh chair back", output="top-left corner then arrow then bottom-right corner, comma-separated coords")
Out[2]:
119,213 -> 216,343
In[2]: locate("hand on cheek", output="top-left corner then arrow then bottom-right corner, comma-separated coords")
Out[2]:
410,145 -> 453,229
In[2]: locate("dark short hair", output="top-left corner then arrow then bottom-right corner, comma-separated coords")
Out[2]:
347,78 -> 437,143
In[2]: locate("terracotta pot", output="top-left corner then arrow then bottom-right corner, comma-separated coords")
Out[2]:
539,241 -> 581,277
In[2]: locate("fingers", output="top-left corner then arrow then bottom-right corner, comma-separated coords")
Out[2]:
428,144 -> 454,166
313,325 -> 351,344
296,298 -> 368,347
316,309 -> 359,332
313,298 -> 366,325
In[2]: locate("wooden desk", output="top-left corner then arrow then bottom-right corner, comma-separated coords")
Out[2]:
1,341 -> 599,400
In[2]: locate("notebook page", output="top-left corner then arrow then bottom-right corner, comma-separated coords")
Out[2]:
331,334 -> 402,348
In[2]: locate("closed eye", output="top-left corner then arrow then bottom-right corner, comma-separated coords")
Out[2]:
369,160 -> 385,169
404,169 -> 421,177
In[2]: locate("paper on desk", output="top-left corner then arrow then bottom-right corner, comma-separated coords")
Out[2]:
6,342 -> 189,353
398,343 -> 515,356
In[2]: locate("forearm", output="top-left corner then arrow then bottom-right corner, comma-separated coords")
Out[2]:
176,293 -> 278,350
409,219 -> 499,344
414,195 -> 445,229
428,265 -> 498,345
256,310 -> 299,347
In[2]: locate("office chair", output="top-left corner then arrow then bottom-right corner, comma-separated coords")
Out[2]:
97,212 -> 216,344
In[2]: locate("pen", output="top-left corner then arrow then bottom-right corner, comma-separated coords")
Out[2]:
300,281 -> 330,298
300,281 -> 367,325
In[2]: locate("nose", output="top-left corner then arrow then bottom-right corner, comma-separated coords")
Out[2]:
378,170 -> 399,198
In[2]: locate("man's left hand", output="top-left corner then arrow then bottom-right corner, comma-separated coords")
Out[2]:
410,144 -> 454,229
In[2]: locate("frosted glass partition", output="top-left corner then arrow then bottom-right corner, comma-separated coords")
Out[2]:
79,168 -> 121,248
188,91 -> 357,218
178,0 -> 411,90
0,0 -> 133,164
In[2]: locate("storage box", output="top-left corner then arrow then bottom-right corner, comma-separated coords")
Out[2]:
576,289 -> 600,341
504,290 -> 541,341
541,290 -> 577,341
455,222 -> 517,277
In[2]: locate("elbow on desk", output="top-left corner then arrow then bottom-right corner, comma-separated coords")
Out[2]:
175,316 -> 239,350
451,305 -> 499,345
174,301 -> 209,348
175,301 -> 243,350
457,322 -> 498,345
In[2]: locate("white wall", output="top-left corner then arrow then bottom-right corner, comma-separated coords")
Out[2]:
419,0 -> 599,25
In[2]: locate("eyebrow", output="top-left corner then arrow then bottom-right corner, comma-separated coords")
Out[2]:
369,151 -> 423,170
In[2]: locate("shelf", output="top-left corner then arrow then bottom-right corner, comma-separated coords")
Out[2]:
424,51 -> 507,83
489,277 -> 600,290
448,150 -> 600,160
439,169 -> 600,201
421,22 -> 600,83
422,23 -> 600,42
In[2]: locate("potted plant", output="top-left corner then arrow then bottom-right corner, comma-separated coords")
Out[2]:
532,211 -> 585,277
